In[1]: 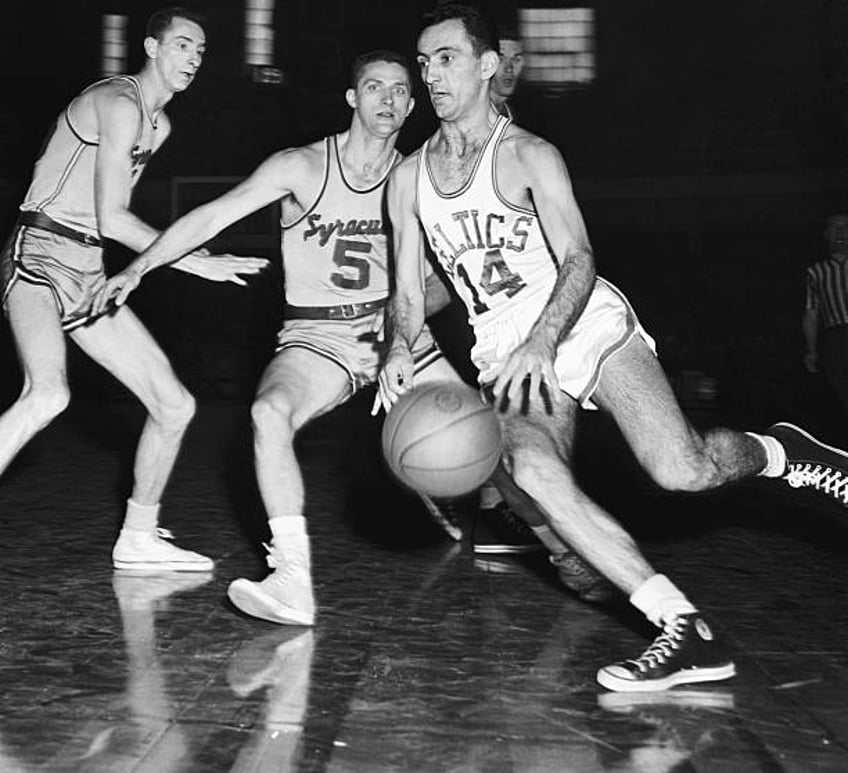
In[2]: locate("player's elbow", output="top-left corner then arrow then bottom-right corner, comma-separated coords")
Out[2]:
97,208 -> 131,242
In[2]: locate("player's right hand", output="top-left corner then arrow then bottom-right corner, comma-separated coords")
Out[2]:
91,266 -> 142,317
372,348 -> 415,416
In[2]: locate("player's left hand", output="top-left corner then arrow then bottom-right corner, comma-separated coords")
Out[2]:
492,336 -> 563,405
175,251 -> 269,285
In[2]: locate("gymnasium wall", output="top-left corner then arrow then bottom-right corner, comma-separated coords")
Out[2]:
1,0 -> 846,423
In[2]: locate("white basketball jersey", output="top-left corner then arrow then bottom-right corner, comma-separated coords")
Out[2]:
416,115 -> 558,328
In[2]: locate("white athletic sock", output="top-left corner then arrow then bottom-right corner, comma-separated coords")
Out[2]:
479,483 -> 503,510
269,515 -> 308,544
747,432 -> 787,477
630,574 -> 697,628
123,499 -> 160,532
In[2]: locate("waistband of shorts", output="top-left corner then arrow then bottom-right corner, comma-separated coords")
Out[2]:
18,211 -> 104,248
283,298 -> 387,320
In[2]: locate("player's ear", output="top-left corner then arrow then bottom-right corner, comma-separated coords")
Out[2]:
345,88 -> 357,109
480,49 -> 500,80
144,36 -> 158,60
405,96 -> 416,117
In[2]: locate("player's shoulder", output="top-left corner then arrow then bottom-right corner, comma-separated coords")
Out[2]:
389,147 -> 422,186
500,122 -> 558,161
264,137 -> 326,174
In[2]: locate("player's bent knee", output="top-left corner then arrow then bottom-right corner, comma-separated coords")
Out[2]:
509,446 -> 568,497
154,388 -> 196,431
648,457 -> 715,492
23,383 -> 70,427
251,393 -> 295,438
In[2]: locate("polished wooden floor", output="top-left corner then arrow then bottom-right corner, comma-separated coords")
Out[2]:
1,393 -> 847,772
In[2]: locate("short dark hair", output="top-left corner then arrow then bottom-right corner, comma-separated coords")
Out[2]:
350,50 -> 412,89
421,3 -> 498,56
145,6 -> 206,40
497,24 -> 521,46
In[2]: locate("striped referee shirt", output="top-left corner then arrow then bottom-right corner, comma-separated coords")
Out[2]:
806,257 -> 848,329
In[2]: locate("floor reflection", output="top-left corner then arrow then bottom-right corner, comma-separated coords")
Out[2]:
1,403 -> 848,771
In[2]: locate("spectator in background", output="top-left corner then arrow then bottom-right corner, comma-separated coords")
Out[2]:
803,213 -> 848,428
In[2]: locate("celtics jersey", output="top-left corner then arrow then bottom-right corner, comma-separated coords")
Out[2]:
416,115 -> 557,327
281,135 -> 399,307
20,76 -> 156,238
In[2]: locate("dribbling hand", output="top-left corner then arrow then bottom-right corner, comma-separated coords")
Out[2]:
372,349 -> 415,416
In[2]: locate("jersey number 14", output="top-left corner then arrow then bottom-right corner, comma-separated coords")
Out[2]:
456,248 -> 526,314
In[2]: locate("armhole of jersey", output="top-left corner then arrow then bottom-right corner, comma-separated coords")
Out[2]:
123,76 -> 147,147
491,116 -> 536,218
413,148 -> 422,219
281,137 -> 331,230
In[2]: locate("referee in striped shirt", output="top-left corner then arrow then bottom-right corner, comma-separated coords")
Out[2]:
804,213 -> 848,418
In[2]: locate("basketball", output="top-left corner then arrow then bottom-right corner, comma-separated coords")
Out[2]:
381,381 -> 502,498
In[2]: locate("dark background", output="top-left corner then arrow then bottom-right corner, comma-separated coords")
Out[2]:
2,0 -> 848,434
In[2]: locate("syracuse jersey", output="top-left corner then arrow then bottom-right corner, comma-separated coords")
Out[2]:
281,135 -> 398,307
20,76 -> 156,239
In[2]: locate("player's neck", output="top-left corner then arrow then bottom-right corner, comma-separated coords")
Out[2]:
339,126 -> 398,182
437,106 -> 498,156
135,67 -> 175,118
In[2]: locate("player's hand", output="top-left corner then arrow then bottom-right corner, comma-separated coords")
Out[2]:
175,251 -> 269,285
372,348 -> 415,416
803,351 -> 819,373
371,309 -> 386,341
91,265 -> 143,316
492,335 -> 562,406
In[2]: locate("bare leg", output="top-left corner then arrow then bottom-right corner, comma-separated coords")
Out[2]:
0,283 -> 70,476
228,347 -> 350,626
593,335 -> 765,491
251,348 -> 351,521
70,306 -> 208,571
500,394 -> 656,595
71,307 -> 196,506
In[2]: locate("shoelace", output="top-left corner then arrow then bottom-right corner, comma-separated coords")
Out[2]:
784,463 -> 848,504
156,527 -> 176,541
629,616 -> 688,673
261,542 -> 305,580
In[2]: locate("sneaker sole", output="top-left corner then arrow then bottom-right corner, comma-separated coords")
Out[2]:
473,544 -> 545,555
113,559 -> 214,572
596,662 -> 736,692
772,422 -> 848,460
227,579 -> 315,626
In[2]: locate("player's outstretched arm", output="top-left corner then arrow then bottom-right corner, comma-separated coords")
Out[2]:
90,150 -> 303,314
492,135 -> 596,404
374,157 -> 427,415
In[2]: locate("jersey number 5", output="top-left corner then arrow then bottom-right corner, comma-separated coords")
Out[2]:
456,248 -> 526,314
331,239 -> 371,290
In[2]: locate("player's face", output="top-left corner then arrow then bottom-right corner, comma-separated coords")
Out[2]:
417,19 -> 493,120
492,39 -> 524,101
150,17 -> 206,92
349,61 -> 414,138
827,215 -> 848,256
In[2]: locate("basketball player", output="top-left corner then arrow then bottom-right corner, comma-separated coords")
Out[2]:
491,26 -> 524,118
376,3 -> 848,691
92,50 -> 485,626
0,7 -> 266,573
